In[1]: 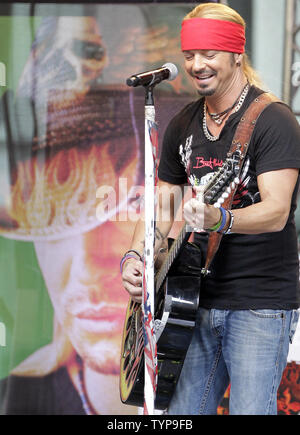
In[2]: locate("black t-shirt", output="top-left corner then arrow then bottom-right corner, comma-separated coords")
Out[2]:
0,368 -> 86,415
158,86 -> 300,310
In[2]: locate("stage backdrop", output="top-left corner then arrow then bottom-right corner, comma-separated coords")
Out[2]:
0,1 -> 299,415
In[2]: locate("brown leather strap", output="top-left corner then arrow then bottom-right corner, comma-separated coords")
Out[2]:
202,92 -> 280,275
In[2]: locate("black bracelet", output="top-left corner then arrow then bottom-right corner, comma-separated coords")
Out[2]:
123,249 -> 143,261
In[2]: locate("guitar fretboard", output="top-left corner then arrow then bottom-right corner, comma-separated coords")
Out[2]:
155,223 -> 189,292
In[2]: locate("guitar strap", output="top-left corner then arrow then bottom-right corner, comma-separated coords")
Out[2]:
202,91 -> 280,275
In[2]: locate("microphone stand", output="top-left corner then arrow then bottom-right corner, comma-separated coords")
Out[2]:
142,84 -> 158,415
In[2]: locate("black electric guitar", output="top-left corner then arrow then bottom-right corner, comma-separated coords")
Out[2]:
119,151 -> 241,410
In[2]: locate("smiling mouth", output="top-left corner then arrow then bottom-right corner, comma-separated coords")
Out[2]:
195,73 -> 215,81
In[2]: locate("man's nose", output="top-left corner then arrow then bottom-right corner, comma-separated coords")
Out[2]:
69,246 -> 104,293
192,53 -> 207,73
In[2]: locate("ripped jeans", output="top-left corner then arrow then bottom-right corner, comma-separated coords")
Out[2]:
168,308 -> 299,415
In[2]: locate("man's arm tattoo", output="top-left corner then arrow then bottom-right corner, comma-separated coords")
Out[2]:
138,228 -> 166,254
155,227 -> 166,242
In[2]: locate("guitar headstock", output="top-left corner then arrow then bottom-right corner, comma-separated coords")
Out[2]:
203,150 -> 241,206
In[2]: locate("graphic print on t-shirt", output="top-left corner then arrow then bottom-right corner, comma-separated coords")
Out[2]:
232,156 -> 261,208
179,134 -> 194,183
179,134 -> 261,208
193,156 -> 223,170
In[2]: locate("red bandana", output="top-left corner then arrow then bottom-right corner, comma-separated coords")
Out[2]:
181,17 -> 246,54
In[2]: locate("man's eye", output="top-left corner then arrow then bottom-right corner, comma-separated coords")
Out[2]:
206,52 -> 216,59
72,40 -> 105,61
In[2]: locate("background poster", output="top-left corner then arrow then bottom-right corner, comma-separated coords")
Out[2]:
0,1 -> 299,415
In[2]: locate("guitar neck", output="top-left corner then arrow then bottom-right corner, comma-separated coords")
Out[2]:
155,223 -> 191,292
155,180 -> 212,291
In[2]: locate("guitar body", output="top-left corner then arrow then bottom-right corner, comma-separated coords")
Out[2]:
120,241 -> 201,410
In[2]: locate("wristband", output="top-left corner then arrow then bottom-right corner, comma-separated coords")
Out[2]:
123,249 -> 143,261
207,207 -> 223,232
120,254 -> 139,274
216,207 -> 227,233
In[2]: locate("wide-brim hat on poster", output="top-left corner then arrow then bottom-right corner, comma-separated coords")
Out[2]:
0,86 -> 144,241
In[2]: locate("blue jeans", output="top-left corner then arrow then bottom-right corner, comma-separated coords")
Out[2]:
168,308 -> 299,415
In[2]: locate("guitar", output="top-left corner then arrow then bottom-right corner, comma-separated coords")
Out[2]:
119,150 -> 241,410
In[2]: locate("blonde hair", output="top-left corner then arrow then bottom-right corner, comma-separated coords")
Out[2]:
184,3 -> 263,88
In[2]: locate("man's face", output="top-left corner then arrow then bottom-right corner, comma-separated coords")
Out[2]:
183,49 -> 238,97
34,220 -> 135,375
53,17 -> 107,92
18,17 -> 107,103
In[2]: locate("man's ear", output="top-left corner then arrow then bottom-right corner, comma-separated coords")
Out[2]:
235,53 -> 243,67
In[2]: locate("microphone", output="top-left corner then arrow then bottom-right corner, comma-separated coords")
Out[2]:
126,62 -> 178,87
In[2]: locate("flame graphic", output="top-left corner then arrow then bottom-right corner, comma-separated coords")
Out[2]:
2,142 -> 138,241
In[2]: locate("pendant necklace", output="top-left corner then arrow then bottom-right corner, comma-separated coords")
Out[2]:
203,82 -> 250,142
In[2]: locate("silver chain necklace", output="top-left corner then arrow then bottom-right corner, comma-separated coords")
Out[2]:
202,83 -> 250,142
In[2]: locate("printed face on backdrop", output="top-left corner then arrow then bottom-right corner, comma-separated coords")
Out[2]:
0,11 -> 193,414
17,16 -> 108,103
25,17 -> 140,374
3,15 -> 141,241
1,15 -> 141,379
34,220 -> 136,374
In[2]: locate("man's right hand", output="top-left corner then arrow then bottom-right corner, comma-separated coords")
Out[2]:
121,258 -> 143,303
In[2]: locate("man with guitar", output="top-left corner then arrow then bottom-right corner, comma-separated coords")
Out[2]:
121,3 -> 300,415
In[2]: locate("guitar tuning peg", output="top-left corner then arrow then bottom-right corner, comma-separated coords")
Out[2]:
222,192 -> 229,199
213,202 -> 221,208
226,186 -> 231,193
218,197 -> 225,205
234,177 -> 240,184
231,182 -> 236,189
